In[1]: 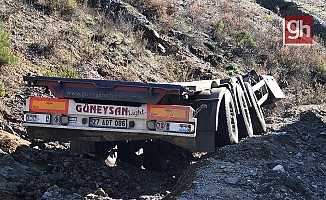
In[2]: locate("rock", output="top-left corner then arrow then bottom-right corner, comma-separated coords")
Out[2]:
321,163 -> 326,170
63,161 -> 72,167
157,43 -> 166,53
284,176 -> 313,197
224,177 -> 238,184
272,132 -> 287,135
42,191 -> 52,199
48,172 -> 65,182
4,124 -> 15,134
25,190 -> 37,197
39,153 -> 48,161
0,148 -> 7,155
249,169 -> 257,176
272,165 -> 285,173
76,178 -> 86,187
32,146 -> 40,150
86,193 -> 97,199
71,193 -> 83,199
96,188 -> 107,197
45,164 -> 54,172
296,152 -> 302,158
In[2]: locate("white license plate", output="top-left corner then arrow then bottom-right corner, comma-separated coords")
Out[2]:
89,118 -> 127,128
24,113 -> 50,124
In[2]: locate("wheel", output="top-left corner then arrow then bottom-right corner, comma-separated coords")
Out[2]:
216,89 -> 238,147
244,82 -> 266,135
95,142 -> 117,167
236,84 -> 253,138
143,141 -> 167,171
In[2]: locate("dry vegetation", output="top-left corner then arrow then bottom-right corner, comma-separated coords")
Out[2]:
290,0 -> 326,20
0,0 -> 325,106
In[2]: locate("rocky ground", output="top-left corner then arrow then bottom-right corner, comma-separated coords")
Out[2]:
1,99 -> 325,199
173,104 -> 326,200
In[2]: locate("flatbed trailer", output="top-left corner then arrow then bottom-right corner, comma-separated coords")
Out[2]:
22,70 -> 285,169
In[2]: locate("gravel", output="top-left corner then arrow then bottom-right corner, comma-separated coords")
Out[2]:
171,104 -> 326,200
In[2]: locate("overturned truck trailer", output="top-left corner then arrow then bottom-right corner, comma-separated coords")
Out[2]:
22,70 -> 285,169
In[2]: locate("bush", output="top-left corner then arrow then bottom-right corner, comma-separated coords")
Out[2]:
36,0 -> 77,11
230,30 -> 257,51
0,25 -> 18,66
225,62 -> 239,75
0,81 -> 5,97
266,14 -> 273,22
213,19 -> 225,32
33,0 -> 78,19
314,61 -> 326,84
42,66 -> 81,78
212,19 -> 225,41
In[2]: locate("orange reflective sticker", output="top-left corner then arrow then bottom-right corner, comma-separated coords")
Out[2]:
147,105 -> 189,121
29,97 -> 68,114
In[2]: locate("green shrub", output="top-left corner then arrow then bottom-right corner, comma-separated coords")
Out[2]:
230,30 -> 257,50
42,66 -> 81,78
34,0 -> 77,19
0,25 -> 18,66
36,0 -> 77,11
266,14 -> 273,22
0,81 -> 5,97
314,61 -> 326,83
225,62 -> 239,75
213,19 -> 225,32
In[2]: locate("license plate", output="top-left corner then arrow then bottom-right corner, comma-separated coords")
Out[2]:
24,113 -> 51,123
89,118 -> 127,128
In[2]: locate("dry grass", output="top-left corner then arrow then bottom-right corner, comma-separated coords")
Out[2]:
125,0 -> 177,31
290,0 -> 326,20
188,1 -> 204,17
207,0 -> 326,104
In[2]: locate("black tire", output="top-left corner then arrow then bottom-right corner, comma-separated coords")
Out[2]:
216,89 -> 238,147
244,82 -> 266,135
236,84 -> 253,138
95,142 -> 117,167
143,142 -> 167,171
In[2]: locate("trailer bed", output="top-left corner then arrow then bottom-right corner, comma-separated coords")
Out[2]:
23,76 -> 186,104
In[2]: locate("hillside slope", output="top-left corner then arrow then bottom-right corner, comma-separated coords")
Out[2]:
0,0 -> 325,199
